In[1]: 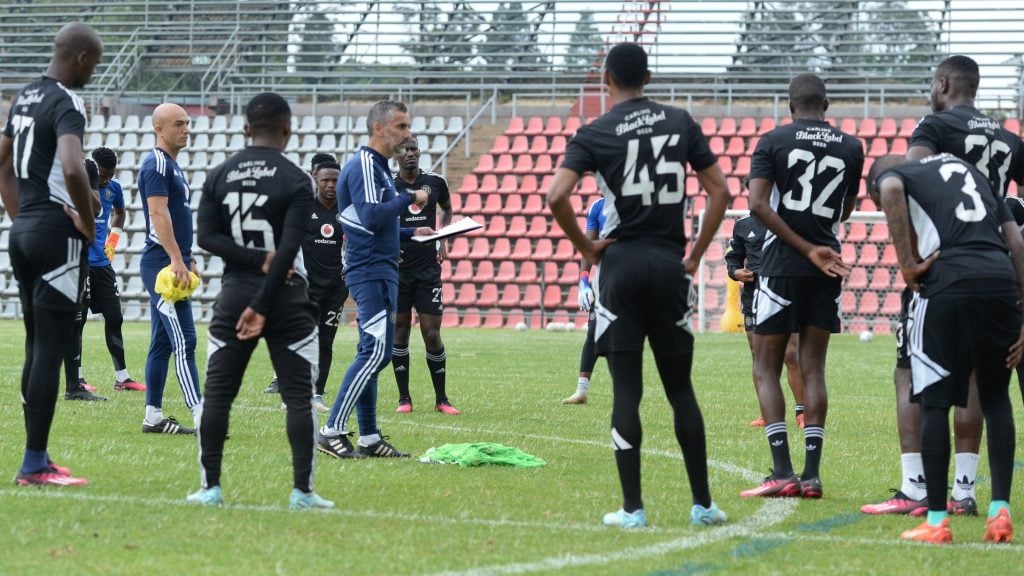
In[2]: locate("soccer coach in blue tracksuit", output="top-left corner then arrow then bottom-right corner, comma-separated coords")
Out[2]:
319,101 -> 430,459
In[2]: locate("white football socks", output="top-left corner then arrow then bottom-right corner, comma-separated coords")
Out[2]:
577,376 -> 590,395
899,452 -> 926,500
952,452 -> 979,500
115,369 -> 130,383
144,405 -> 164,426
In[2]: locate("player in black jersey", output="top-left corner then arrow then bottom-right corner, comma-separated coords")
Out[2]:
868,153 -> 1024,544
301,159 -> 349,411
189,92 -> 332,509
0,22 -> 102,487
391,136 -> 458,415
744,73 -> 864,499
725,209 -> 805,429
548,43 -> 730,529
865,55 -> 1024,516
264,151 -> 341,398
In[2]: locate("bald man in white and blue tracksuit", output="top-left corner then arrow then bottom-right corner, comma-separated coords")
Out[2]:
317,100 -> 427,459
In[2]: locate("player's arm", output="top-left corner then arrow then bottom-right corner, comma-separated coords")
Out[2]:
104,182 -> 126,260
686,164 -> 729,275
146,194 -> 189,285
906,118 -> 938,161
877,175 -> 938,292
547,168 -> 614,266
998,203 -> 1024,367
437,192 -> 453,262
195,178 -> 267,271
347,163 -> 424,232
725,224 -> 750,282
841,146 -> 866,222
0,135 -> 15,219
248,179 -> 314,318
59,133 -> 96,242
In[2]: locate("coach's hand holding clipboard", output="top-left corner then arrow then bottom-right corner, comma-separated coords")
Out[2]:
411,217 -> 484,243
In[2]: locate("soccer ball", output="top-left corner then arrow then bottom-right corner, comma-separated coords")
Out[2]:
859,330 -> 873,343
515,321 -> 527,332
546,321 -> 558,332
565,322 -> 576,332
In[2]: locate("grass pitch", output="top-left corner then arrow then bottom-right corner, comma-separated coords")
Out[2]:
1,319 -> 1021,575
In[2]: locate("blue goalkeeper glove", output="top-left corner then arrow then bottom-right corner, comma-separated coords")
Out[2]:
577,272 -> 594,312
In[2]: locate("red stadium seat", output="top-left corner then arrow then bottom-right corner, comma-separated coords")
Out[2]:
718,117 -> 737,137
726,137 -> 745,157
553,239 -> 576,262
507,215 -> 527,236
481,194 -> 503,215
525,216 -> 549,238
505,116 -> 525,136
898,117 -> 918,138
442,308 -> 459,328
708,136 -> 725,156
504,309 -> 526,329
548,136 -> 567,156
745,136 -> 760,156
559,261 -> 580,284
440,259 -> 452,281
473,154 -> 495,174
450,260 -> 473,282
580,175 -> 597,195
511,238 -> 534,261
518,174 -> 538,195
543,285 -> 563,309
494,154 -> 515,174
839,118 -> 857,135
869,222 -> 889,242
542,116 -> 564,136
881,291 -> 901,315
841,243 -> 856,264
469,237 -> 492,259
563,116 -> 581,136
448,237 -> 469,259
533,154 -> 553,175
870,268 -> 891,290
737,117 -> 757,137
733,156 -> 751,177
841,292 -> 857,314
731,196 -> 749,210
541,261 -> 559,284
460,308 -> 482,328
529,136 -> 548,155
499,284 -> 521,307
477,283 -> 499,307
489,135 -> 510,155
889,138 -> 908,155
509,135 -> 530,155
701,117 -> 717,136
844,221 -> 867,242
490,237 -> 511,260
515,260 -> 538,282
458,174 -> 478,194
473,261 -> 495,283
1004,118 -> 1021,136
867,138 -> 888,157
461,193 -> 482,215
449,193 -> 462,214
500,193 -> 523,215
523,116 -> 544,136
478,174 -> 499,194
858,118 -> 877,138
533,238 -> 553,260
482,308 -> 504,328
880,245 -> 898,266
877,117 -> 897,138
483,216 -> 506,238
857,244 -> 879,266
717,156 -> 733,176
494,261 -> 516,283
892,270 -> 906,290
756,117 -> 776,135
727,177 -> 742,197
520,285 -> 542,307
847,267 -> 868,289
511,155 -> 533,175
498,174 -> 519,195
454,283 -> 477,306
522,194 -> 545,216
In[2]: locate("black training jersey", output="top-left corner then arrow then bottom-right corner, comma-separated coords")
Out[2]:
910,105 -> 1024,197
880,153 -> 1015,297
197,145 -> 314,315
394,170 -> 450,270
2,75 -> 87,232
560,97 -> 717,253
303,195 -> 345,292
750,119 -> 865,277
725,214 -> 766,302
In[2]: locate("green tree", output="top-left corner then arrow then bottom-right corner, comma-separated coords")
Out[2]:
564,10 -> 602,74
397,2 -> 484,79
479,2 -> 549,75
294,10 -> 339,84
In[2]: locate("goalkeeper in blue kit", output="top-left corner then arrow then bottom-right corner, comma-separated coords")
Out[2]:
563,197 -> 605,404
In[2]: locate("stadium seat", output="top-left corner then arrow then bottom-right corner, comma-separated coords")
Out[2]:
718,117 -> 737,137
553,239 -> 575,262
847,267 -> 868,289
737,117 -> 757,137
104,132 -> 121,150
731,196 -> 749,210
445,116 -> 464,136
320,134 -> 338,153
756,117 -> 776,135
476,283 -> 499,307
548,135 -> 567,156
494,261 -> 517,283
869,222 -> 889,242
898,117 -> 917,138
870,268 -> 891,290
532,155 -> 553,175
506,215 -> 527,236
493,154 -> 515,174
846,317 -> 868,334
441,308 -> 459,328
458,174 -> 478,194
542,116 -> 564,137
520,285 -> 542,308
208,133 -> 228,153
844,221 -> 867,243
524,116 -> 544,136
85,132 -> 104,150
481,194 -> 503,215
857,244 -> 879,266
889,138 -> 908,155
429,135 -> 448,154
880,245 -> 898,266
543,285 -> 563,309
579,175 -> 597,195
880,292 -> 901,315
509,155 -> 531,175
717,156 -> 733,175
700,117 -> 717,136
102,115 -> 122,134
412,117 -> 428,134
511,238 -> 534,262
426,116 -> 446,135
448,237 -> 469,259
500,193 -> 523,215
473,261 -> 495,284
733,156 -> 751,177
522,194 -> 544,216
892,272 -> 906,291
490,237 -> 511,260
450,260 -> 473,282
868,138 -> 888,157
529,136 -> 548,155
877,117 -> 897,138
460,308 -> 482,328
470,236 -> 492,258
503,309 -> 526,329
708,136 -> 725,156
497,174 -> 519,195
454,283 -> 477,306
559,261 -> 580,284
725,136 -> 745,157
298,134 -> 319,153
563,116 -> 581,136
841,243 -> 856,263
532,238 -> 553,260
525,216 -> 548,238
1004,118 -> 1021,136
504,116 -> 525,136
138,132 -> 155,152
515,259 -> 538,282
841,292 -> 857,315
482,308 -> 504,329
858,118 -> 877,138
87,114 -> 105,134
353,116 -> 368,134
498,282 -> 522,307
509,135 -> 529,155
473,154 -> 495,174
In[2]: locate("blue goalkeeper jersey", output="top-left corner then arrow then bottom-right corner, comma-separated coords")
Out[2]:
88,177 -> 125,267
337,146 -> 415,285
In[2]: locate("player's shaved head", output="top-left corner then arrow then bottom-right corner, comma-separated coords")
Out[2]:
866,154 -> 907,197
935,55 -> 980,98
48,23 -> 102,88
152,103 -> 188,128
604,43 -> 650,90
789,73 -> 828,114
